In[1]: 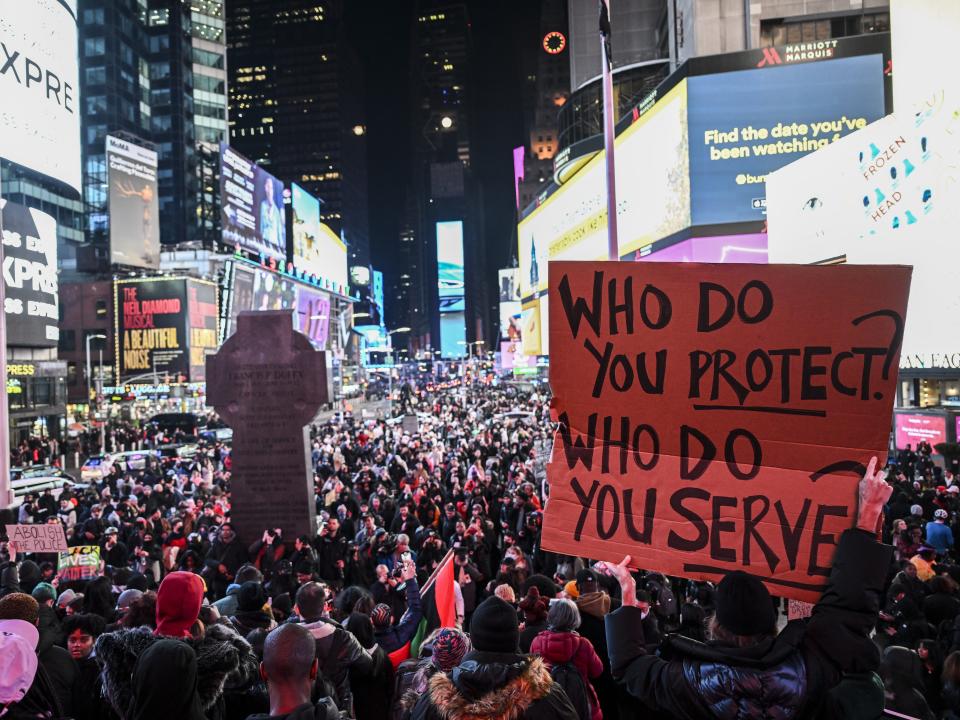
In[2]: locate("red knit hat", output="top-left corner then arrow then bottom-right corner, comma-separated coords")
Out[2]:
154,572 -> 205,638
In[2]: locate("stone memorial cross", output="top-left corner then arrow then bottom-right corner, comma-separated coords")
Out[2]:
206,311 -> 329,544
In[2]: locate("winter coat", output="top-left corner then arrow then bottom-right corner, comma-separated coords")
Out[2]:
519,619 -> 547,654
410,651 -> 580,720
246,699 -> 339,720
95,623 -> 258,720
942,678 -> 960,720
298,617 -> 374,716
375,579 -> 423,654
393,657 -> 436,720
573,591 -> 630,720
35,603 -> 76,717
229,609 -> 277,639
203,539 -> 250,592
350,644 -> 395,720
73,655 -> 117,720
880,646 -> 936,720
922,591 -> 960,628
529,630 -> 603,720
606,528 -> 893,720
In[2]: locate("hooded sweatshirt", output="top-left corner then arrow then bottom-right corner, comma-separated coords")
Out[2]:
155,571 -> 205,638
131,639 -> 206,720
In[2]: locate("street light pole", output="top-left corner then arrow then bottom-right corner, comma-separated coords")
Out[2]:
98,346 -> 105,453
85,334 -> 106,444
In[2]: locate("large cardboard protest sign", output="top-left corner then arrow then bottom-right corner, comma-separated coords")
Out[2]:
5,525 -> 67,553
543,262 -> 911,602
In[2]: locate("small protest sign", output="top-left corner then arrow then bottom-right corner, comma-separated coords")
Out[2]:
5,525 -> 67,553
57,546 -> 101,583
542,262 -> 911,602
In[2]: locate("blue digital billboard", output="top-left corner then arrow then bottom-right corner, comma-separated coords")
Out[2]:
686,54 -> 885,226
436,221 -> 466,357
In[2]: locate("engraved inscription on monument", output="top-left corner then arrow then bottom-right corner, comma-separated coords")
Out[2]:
206,311 -> 329,544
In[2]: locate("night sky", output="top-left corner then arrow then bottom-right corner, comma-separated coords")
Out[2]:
345,0 -> 540,322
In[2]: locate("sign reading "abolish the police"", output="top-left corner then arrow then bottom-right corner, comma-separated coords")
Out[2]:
542,262 -> 911,602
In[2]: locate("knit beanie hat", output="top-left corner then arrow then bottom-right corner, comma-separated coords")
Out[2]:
715,571 -> 776,637
563,580 -> 579,599
30,583 -> 56,605
469,596 -> 519,653
431,628 -> 469,671
371,603 -> 392,629
237,582 -> 266,613
518,586 -> 548,623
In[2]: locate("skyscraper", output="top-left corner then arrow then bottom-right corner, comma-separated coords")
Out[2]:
226,0 -> 370,266
517,0 -> 571,213
76,0 -> 229,267
407,2 -> 488,354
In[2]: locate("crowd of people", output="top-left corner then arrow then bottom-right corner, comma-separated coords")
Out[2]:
0,377 -> 955,719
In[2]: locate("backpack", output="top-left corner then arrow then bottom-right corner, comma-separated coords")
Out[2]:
549,661 -> 591,720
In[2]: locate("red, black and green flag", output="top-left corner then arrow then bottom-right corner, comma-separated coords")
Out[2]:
388,549 -> 457,668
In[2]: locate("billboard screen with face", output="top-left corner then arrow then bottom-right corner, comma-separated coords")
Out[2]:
220,144 -> 286,262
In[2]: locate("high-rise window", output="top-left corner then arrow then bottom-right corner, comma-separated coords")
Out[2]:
82,8 -> 105,25
84,37 -> 106,57
85,66 -> 106,85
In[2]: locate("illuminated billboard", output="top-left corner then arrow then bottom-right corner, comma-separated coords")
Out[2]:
0,201 -> 59,347
187,280 -> 218,383
115,278 -> 188,382
0,0 -> 80,192
437,221 -> 466,357
294,287 -> 331,350
290,183 -> 348,291
498,268 -> 521,340
895,414 -> 947,450
635,233 -> 768,263
686,55 -> 886,225
767,104 -> 960,371
221,259 -> 331,350
518,80 -> 690,300
220,144 -> 286,262
106,135 -> 160,269
115,277 -> 218,383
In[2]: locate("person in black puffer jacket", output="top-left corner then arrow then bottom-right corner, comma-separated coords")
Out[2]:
410,596 -> 579,720
603,458 -> 894,720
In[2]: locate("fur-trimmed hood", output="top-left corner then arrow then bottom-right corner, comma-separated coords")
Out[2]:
95,623 -> 258,717
426,653 -> 554,720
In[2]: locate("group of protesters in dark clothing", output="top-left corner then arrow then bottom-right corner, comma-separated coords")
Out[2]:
0,376 -> 953,720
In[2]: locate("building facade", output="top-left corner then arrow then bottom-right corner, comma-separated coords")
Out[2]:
226,0 -> 370,266
77,0 -> 229,265
665,0 -> 890,67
